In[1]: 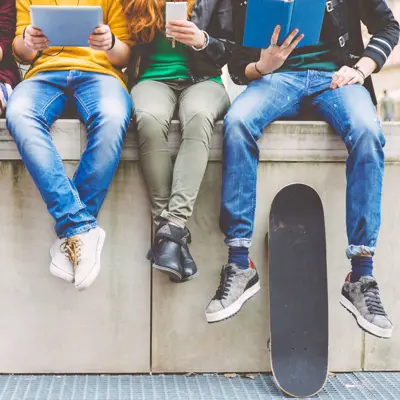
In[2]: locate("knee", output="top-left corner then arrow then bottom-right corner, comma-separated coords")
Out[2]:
345,116 -> 385,155
135,111 -> 169,147
223,105 -> 257,147
182,109 -> 215,147
92,97 -> 132,135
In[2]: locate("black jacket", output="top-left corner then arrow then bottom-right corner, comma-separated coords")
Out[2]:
228,0 -> 400,104
126,0 -> 234,89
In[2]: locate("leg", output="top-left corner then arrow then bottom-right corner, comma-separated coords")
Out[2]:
206,73 -> 306,324
312,84 -> 392,338
72,72 -> 132,218
162,80 -> 230,226
6,72 -> 97,238
130,80 -> 177,222
312,84 -> 384,256
220,72 -> 306,247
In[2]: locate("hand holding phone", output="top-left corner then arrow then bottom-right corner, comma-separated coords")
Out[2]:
165,2 -> 187,38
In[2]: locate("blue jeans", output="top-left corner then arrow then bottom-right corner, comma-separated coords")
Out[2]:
220,71 -> 385,258
6,71 -> 132,238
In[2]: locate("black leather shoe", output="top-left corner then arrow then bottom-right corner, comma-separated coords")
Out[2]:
147,222 -> 186,280
170,228 -> 198,283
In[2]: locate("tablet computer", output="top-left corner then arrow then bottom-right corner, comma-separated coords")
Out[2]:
29,6 -> 103,47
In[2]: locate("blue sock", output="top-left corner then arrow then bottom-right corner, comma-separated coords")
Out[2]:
228,247 -> 249,269
350,257 -> 373,282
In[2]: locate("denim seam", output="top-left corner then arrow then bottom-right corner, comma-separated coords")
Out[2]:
73,92 -> 90,120
40,92 -> 65,125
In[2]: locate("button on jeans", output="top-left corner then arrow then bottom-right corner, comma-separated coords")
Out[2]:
220,71 -> 385,258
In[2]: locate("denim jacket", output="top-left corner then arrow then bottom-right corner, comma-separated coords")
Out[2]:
126,0 -> 234,89
228,0 -> 399,104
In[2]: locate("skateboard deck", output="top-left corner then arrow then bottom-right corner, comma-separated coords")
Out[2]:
268,184 -> 328,398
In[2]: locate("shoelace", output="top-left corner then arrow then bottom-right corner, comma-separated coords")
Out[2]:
361,280 -> 387,316
60,236 -> 83,269
214,265 -> 236,300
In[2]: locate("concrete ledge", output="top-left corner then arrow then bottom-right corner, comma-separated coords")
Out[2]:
1,118 -> 400,373
2,119 -> 400,162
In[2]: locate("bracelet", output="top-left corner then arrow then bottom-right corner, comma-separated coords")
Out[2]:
192,31 -> 209,51
352,65 -> 366,80
254,62 -> 268,76
108,33 -> 116,51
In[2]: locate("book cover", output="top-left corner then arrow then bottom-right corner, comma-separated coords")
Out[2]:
243,0 -> 326,49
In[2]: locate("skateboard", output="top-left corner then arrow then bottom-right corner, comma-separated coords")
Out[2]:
267,184 -> 329,398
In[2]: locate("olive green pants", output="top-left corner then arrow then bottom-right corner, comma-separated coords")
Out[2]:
131,79 -> 230,226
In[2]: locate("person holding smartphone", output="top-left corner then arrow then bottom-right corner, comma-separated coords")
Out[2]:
206,0 -> 398,339
0,0 -> 20,116
123,0 -> 233,282
6,0 -> 133,291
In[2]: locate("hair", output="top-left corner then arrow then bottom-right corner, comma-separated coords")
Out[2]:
122,0 -> 196,44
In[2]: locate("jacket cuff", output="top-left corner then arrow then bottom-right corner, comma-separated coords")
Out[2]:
361,47 -> 386,73
361,37 -> 394,73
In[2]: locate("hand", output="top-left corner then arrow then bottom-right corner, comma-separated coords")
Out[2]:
89,25 -> 113,51
23,25 -> 49,52
256,26 -> 304,75
330,66 -> 364,89
166,20 -> 205,48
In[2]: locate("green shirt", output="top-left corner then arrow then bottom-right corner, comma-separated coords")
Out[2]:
279,41 -> 339,73
139,32 -> 222,84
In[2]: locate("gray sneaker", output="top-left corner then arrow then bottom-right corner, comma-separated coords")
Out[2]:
206,260 -> 260,323
340,274 -> 393,339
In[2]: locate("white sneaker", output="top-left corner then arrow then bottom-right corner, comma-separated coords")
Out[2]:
49,238 -> 75,283
68,227 -> 106,291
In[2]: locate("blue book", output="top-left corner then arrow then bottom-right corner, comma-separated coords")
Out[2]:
243,0 -> 327,49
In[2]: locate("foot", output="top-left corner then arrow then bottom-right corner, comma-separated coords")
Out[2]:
205,260 -> 260,323
63,227 -> 106,291
49,238 -> 74,283
147,222 -> 186,280
170,228 -> 198,283
340,274 -> 393,339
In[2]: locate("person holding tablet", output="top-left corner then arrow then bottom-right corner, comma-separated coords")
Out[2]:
205,0 -> 399,338
123,0 -> 233,282
0,0 -> 20,116
6,0 -> 133,291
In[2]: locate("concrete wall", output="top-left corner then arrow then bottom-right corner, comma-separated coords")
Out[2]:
0,119 -> 399,373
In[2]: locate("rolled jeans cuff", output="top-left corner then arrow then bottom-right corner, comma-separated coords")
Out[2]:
346,245 -> 375,259
224,238 -> 252,248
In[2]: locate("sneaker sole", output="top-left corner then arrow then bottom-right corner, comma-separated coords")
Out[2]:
340,295 -> 392,339
170,271 -> 199,283
206,281 -> 261,323
75,229 -> 106,291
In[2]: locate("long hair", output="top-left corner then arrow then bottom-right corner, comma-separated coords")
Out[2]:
122,0 -> 196,44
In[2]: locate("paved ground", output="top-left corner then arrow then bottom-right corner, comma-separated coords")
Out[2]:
0,372 -> 398,399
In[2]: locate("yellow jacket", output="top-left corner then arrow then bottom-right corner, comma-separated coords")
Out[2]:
14,0 -> 132,87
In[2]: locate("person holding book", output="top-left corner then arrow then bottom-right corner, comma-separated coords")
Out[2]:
123,0 -> 233,282
6,0 -> 133,290
206,0 -> 398,339
0,0 -> 20,116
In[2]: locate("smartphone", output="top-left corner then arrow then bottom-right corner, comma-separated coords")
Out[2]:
165,2 -> 188,38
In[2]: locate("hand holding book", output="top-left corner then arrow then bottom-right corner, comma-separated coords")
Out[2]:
247,25 -> 303,78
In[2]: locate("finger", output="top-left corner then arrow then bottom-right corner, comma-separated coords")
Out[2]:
270,25 -> 281,45
167,20 -> 191,27
166,27 -> 195,35
28,26 -> 43,35
89,44 -> 109,51
347,76 -> 360,86
338,76 -> 353,88
93,25 -> 109,34
89,36 -> 110,44
284,33 -> 304,55
282,28 -> 300,48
